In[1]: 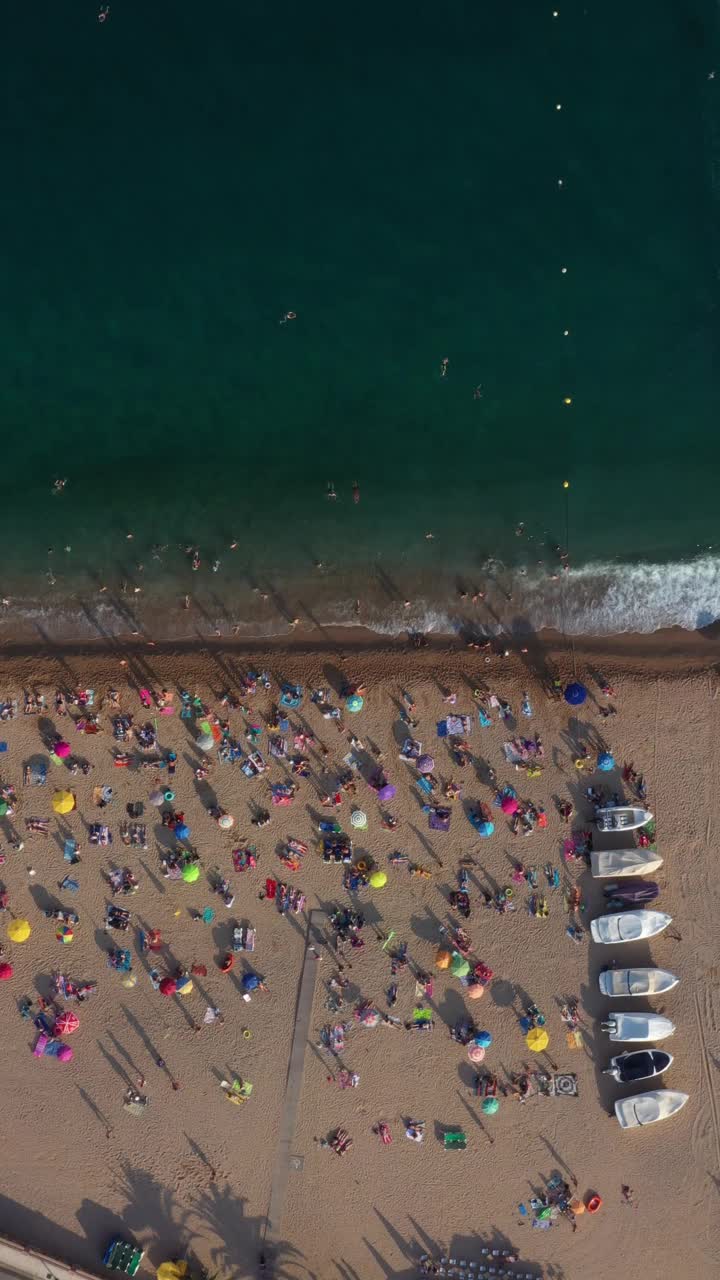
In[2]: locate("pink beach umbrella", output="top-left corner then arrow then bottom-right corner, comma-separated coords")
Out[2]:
467,1044 -> 486,1064
54,740 -> 71,759
501,795 -> 519,815
159,977 -> 177,997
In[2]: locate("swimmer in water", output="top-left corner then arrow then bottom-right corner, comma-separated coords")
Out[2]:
326,481 -> 337,501
440,357 -> 449,378
212,560 -> 221,573
52,478 -> 67,494
352,481 -> 360,504
279,311 -> 297,325
191,549 -> 200,572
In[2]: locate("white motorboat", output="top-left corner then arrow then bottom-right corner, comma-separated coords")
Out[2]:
598,967 -> 680,998
595,806 -> 653,832
591,849 -> 663,879
615,1090 -> 688,1129
601,1012 -> 675,1042
590,910 -> 672,944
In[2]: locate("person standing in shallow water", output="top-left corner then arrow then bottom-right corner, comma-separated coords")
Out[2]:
352,481 -> 360,504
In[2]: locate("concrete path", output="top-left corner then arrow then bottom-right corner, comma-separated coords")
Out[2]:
264,911 -> 327,1266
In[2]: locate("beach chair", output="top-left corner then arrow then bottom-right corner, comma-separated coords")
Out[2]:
443,1129 -> 467,1151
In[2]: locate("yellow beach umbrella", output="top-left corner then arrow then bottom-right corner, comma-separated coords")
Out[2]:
8,919 -> 31,943
157,1264 -> 188,1280
52,790 -> 75,815
525,1027 -> 549,1053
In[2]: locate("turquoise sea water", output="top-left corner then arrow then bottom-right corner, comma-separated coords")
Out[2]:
1,2 -> 719,637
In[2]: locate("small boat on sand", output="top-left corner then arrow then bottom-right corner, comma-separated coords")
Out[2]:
601,1012 -> 675,1042
591,849 -> 663,878
614,1090 -> 688,1129
595,806 -> 653,832
598,967 -> 679,998
591,910 -> 672,944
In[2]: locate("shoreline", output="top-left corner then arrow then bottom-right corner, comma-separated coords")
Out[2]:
0,621 -> 717,694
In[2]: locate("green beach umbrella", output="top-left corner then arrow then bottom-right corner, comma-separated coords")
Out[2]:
450,951 -> 470,977
482,1097 -> 499,1115
182,863 -> 201,884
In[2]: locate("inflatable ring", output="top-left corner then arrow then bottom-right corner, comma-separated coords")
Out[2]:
505,888 -> 513,899
164,790 -> 175,802
355,861 -> 368,873
242,1028 -> 252,1040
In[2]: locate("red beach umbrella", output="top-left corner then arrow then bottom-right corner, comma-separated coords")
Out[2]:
54,1010 -> 80,1035
0,962 -> 13,980
159,976 -> 177,997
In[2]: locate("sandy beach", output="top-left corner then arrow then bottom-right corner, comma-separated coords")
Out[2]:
0,629 -> 717,1280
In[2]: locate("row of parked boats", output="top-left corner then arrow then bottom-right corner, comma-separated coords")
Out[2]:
590,807 -> 688,1130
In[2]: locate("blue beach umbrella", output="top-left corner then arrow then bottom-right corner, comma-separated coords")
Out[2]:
242,972 -> 261,992
174,823 -> 191,841
474,1030 -> 493,1049
597,752 -> 615,772
346,694 -> 364,714
564,682 -> 587,706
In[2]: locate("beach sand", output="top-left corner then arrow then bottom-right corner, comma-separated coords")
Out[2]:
0,632 -> 717,1280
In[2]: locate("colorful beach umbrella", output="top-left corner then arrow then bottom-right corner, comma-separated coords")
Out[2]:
52,790 -> 76,815
417,755 -> 435,774
597,751 -> 615,772
376,784 -> 396,802
345,694 -> 364,713
159,977 -> 177,997
466,982 -> 485,1000
481,1096 -> 499,1115
500,795 -> 519,814
0,962 -> 14,980
369,870 -> 387,889
54,1011 -> 80,1035
474,1030 -> 493,1049
218,813 -> 234,830
8,919 -> 31,943
57,1044 -> 74,1062
174,823 -> 191,841
467,1044 -> 485,1064
53,740 -> 71,758
182,863 -> 200,883
435,948 -> 452,970
56,925 -> 74,944
176,976 -> 193,996
350,810 -> 368,829
525,1027 -> 549,1052
564,682 -> 587,706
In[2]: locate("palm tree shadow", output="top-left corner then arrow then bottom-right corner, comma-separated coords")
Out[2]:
190,1181 -> 305,1279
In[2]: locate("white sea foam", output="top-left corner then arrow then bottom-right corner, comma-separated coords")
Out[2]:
4,556 -> 719,643
524,555 -> 720,635
330,556 -> 720,638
